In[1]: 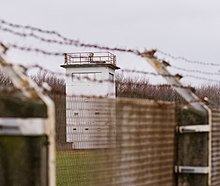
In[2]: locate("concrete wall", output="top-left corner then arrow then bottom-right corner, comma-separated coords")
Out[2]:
65,66 -> 116,98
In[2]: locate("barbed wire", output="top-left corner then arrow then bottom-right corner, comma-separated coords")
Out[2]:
0,17 -> 219,103
24,64 -> 177,80
0,85 -> 209,108
8,43 -> 64,56
0,61 -> 216,107
169,64 -> 220,76
121,68 -> 220,84
0,38 -> 217,84
1,56 -> 219,87
183,74 -> 220,84
120,69 -> 176,78
24,63 -> 220,89
3,41 -> 220,82
0,61 -> 201,91
0,19 -> 141,56
0,85 -> 213,108
1,18 -> 220,68
0,19 -> 79,43
0,25 -> 77,46
1,85 -> 211,106
0,41 -> 219,86
157,49 -> 220,67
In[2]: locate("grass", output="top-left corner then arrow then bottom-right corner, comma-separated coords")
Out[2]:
56,151 -> 96,186
56,150 -> 115,186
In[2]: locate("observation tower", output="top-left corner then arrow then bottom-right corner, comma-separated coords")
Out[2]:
61,52 -> 119,149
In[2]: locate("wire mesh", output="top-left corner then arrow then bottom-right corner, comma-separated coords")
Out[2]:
211,108 -> 220,186
0,89 -> 49,186
55,95 -> 176,186
1,18 -> 220,186
0,136 -> 48,186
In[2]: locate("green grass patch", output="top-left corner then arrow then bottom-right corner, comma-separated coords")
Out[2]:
56,151 -> 95,186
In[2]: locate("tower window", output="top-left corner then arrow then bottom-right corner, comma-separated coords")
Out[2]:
72,72 -> 101,81
109,73 -> 114,81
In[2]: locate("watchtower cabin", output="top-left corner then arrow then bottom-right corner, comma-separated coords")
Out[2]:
61,52 -> 120,149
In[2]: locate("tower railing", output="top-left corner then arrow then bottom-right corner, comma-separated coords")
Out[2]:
64,52 -> 116,66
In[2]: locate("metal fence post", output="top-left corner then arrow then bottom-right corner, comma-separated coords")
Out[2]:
141,50 -> 211,186
0,43 -> 55,186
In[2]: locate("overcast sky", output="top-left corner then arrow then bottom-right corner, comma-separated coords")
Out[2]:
1,0 -> 220,85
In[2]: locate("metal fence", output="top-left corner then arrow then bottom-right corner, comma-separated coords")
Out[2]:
56,96 -> 176,186
0,75 -> 55,186
64,52 -> 116,65
211,108 -> 220,186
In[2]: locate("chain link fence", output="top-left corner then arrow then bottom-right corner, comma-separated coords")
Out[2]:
56,96 -> 176,186
211,108 -> 220,186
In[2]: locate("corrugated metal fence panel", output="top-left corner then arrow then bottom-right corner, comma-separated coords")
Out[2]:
211,108 -> 220,186
56,96 -> 176,186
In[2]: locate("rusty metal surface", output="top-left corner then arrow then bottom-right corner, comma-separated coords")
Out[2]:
211,108 -> 220,186
56,96 -> 176,186
64,52 -> 117,66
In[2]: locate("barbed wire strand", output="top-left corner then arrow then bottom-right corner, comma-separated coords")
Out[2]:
0,18 -> 219,103
0,25 -> 77,46
24,64 -> 176,80
8,43 -> 64,56
121,68 -> 220,83
0,20 -> 141,56
17,63 -> 220,85
169,64 -> 220,76
0,84 -> 205,105
183,74 -> 220,84
0,41 -> 219,86
0,60 -> 215,107
0,19 -> 79,43
1,23 -> 219,77
0,38 -> 218,82
157,49 -> 220,67
1,18 -> 220,67
1,51 -> 219,85
0,62 -> 200,90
